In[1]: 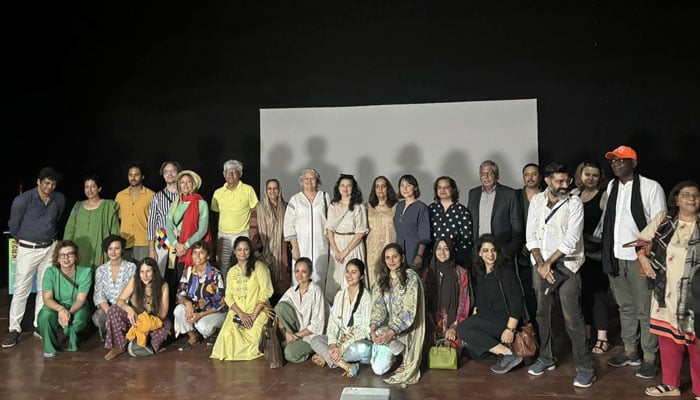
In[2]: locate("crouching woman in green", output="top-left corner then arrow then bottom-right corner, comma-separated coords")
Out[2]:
369,243 -> 426,385
310,258 -> 373,377
275,257 -> 326,363
37,240 -> 92,358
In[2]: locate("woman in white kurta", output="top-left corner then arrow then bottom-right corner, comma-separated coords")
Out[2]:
275,257 -> 326,363
284,168 -> 331,293
325,174 -> 368,304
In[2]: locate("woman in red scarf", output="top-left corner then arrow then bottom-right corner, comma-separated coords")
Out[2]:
166,170 -> 212,310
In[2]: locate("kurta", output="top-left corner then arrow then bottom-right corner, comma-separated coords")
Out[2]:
63,200 -> 120,268
371,268 -> 426,385
393,200 -> 431,265
284,191 -> 331,290
278,282 -> 327,343
366,203 -> 396,288
642,212 -> 698,344
210,261 -> 273,361
328,286 -> 372,353
325,203 -> 368,303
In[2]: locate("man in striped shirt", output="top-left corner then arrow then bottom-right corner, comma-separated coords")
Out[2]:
147,160 -> 181,278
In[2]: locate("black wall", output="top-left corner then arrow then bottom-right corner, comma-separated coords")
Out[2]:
5,2 -> 699,234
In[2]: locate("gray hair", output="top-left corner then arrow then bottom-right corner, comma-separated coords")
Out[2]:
479,160 -> 500,180
223,159 -> 243,173
298,168 -> 322,187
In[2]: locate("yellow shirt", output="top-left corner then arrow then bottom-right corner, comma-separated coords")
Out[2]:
115,186 -> 155,248
210,181 -> 258,234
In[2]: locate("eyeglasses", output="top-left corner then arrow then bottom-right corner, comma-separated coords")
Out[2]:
609,158 -> 629,165
58,252 -> 76,259
224,170 -> 240,175
679,192 -> 699,200
162,169 -> 178,175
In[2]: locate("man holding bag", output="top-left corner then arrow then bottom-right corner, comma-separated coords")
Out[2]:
526,162 -> 594,388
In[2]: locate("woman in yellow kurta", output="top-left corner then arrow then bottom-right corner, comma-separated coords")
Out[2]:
210,236 -> 273,361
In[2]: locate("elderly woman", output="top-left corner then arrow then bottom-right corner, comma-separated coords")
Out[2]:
210,236 -> 273,361
63,174 -> 120,269
103,257 -> 171,359
638,181 -> 700,398
456,235 -> 523,374
37,240 -> 92,358
275,257 -> 326,363
310,259 -> 372,377
393,175 -> 431,271
570,161 -> 611,353
325,174 -> 368,303
174,240 -> 226,350
370,243 -> 426,385
284,168 -> 331,292
427,176 -> 473,266
366,176 -> 398,288
92,235 -> 136,341
249,178 -> 291,301
422,238 -> 470,348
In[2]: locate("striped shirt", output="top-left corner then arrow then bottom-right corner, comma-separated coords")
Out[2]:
147,188 -> 178,241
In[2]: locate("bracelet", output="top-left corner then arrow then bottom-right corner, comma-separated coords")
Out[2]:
293,333 -> 301,339
416,254 -> 423,258
508,327 -> 517,333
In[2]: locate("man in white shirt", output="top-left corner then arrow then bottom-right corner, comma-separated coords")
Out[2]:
526,162 -> 594,388
601,145 -> 666,379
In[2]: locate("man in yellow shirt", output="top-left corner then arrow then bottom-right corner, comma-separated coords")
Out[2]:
211,159 -> 258,277
115,162 -> 155,263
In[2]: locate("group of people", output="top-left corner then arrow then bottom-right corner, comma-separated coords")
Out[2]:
4,146 -> 700,397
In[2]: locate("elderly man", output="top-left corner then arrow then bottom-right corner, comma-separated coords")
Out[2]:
601,145 -> 666,379
210,159 -> 259,278
526,162 -> 594,388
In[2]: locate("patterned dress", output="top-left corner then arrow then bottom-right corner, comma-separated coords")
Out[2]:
366,203 -> 396,288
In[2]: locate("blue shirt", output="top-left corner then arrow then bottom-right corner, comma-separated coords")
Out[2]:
8,187 -> 65,243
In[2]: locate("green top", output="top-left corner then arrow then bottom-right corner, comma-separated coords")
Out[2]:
43,265 -> 93,308
63,200 -> 120,268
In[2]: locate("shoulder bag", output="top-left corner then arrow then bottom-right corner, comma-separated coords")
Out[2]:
496,275 -> 537,357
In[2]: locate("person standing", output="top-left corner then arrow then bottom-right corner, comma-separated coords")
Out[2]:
428,176 -> 473,267
63,174 -> 120,269
601,145 -> 666,379
467,160 -> 523,261
3,166 -> 65,348
210,159 -> 259,277
115,162 -> 155,263
147,160 -> 181,278
365,176 -> 398,288
526,162 -> 595,388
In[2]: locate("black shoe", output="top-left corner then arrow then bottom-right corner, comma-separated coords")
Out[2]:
490,354 -> 523,374
635,362 -> 657,379
2,331 -> 21,348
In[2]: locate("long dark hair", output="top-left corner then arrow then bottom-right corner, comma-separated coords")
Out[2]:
332,174 -> 363,211
345,258 -> 366,327
471,234 -> 508,282
368,175 -> 398,208
133,257 -> 164,315
376,243 -> 408,293
233,236 -> 257,277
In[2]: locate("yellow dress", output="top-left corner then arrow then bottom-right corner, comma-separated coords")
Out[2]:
366,203 -> 396,288
210,261 -> 273,361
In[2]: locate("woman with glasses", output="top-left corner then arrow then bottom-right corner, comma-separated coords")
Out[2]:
393,175 -> 430,271
37,240 -> 93,358
571,161 -> 611,353
638,181 -> 700,398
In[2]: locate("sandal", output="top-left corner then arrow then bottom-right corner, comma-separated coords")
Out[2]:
592,339 -> 610,354
312,354 -> 326,368
342,363 -> 360,378
645,384 -> 681,397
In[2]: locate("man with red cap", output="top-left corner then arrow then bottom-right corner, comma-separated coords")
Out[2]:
601,145 -> 666,379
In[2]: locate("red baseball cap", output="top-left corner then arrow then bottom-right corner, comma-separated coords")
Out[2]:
605,145 -> 637,161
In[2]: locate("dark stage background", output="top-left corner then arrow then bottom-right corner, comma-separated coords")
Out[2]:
3,2 -> 699,251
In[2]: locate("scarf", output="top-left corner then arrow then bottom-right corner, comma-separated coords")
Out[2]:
176,193 -> 212,268
649,211 -> 700,333
601,174 -> 646,276
256,192 -> 289,294
428,238 -> 460,325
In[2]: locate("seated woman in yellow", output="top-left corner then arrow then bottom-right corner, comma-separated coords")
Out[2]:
210,236 -> 273,361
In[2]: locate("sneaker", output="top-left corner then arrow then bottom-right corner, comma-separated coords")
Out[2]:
2,331 -> 21,348
635,362 -> 657,379
33,328 -> 43,340
128,341 -> 155,357
607,352 -> 642,368
573,369 -> 596,388
206,335 -> 217,346
527,359 -> 556,376
43,352 -> 57,358
490,354 -> 523,374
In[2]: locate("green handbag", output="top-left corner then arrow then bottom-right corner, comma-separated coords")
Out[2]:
428,338 -> 458,370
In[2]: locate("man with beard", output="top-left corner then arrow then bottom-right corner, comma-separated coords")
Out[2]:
601,145 -> 665,379
115,162 -> 155,263
525,162 -> 594,388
